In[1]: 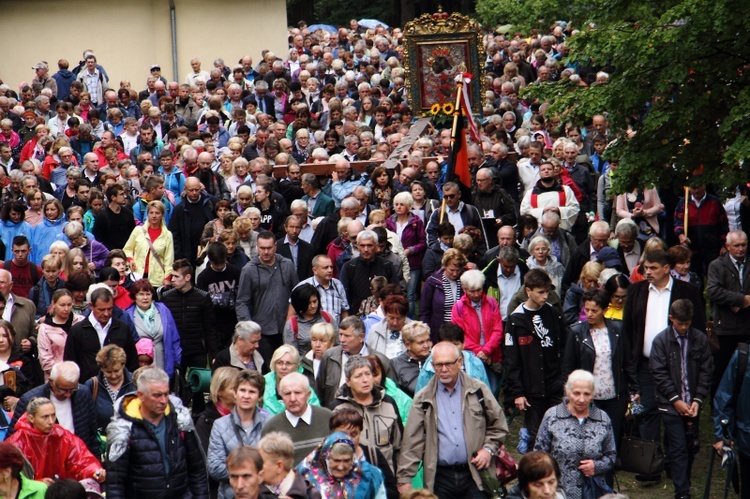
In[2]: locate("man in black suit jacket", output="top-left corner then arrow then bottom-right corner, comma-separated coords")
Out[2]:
561,221 -> 611,295
277,215 -> 314,281
622,249 -> 705,479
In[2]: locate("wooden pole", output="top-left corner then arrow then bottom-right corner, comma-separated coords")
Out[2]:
684,185 -> 689,239
440,74 -> 466,225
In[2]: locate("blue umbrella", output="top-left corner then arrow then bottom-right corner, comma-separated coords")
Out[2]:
308,24 -> 337,33
358,18 -> 389,29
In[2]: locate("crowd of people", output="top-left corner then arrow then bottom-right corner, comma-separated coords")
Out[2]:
0,14 -> 748,499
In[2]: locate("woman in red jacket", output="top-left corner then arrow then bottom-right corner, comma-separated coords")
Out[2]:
6,397 -> 105,486
450,269 -> 504,394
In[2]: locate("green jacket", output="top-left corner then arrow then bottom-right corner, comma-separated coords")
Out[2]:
263,368 -> 320,415
19,474 -> 47,499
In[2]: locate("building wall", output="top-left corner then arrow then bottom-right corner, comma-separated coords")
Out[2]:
0,0 -> 288,92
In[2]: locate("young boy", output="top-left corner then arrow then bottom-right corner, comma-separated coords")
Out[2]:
28,253 -> 65,318
649,299 -> 711,499
503,269 -> 566,442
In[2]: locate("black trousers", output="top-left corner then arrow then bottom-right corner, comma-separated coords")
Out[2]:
594,395 -> 629,451
434,465 -> 487,499
713,334 -> 745,397
258,333 -> 283,369
525,395 -> 562,445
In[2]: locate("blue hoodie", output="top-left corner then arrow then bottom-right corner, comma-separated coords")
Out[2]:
30,216 -> 66,264
0,220 -> 33,261
52,69 -> 76,101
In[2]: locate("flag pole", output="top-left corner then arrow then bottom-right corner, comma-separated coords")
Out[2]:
440,74 -> 466,225
683,185 -> 689,239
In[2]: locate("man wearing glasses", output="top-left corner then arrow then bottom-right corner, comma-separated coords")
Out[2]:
426,181 -> 488,253
398,341 -> 508,499
9,360 -> 99,456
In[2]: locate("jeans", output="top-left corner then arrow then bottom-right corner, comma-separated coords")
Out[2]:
637,358 -> 662,444
434,466 -> 487,499
662,414 -> 697,497
406,269 -> 421,318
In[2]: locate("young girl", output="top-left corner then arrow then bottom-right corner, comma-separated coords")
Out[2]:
304,322 -> 336,379
83,189 -> 105,233
28,254 -> 66,320
37,289 -> 84,380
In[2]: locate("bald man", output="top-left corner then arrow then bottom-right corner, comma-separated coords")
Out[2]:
169,177 -> 216,263
191,151 -> 230,201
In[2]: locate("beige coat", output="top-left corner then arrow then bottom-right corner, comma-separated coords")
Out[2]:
397,370 -> 508,490
123,223 -> 174,287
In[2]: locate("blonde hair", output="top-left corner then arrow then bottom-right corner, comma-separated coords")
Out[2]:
270,344 -> 300,372
210,367 -> 239,405
309,322 -> 336,344
579,261 -> 603,284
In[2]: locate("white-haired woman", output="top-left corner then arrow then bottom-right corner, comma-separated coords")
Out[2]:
450,269 -> 504,393
262,345 -> 319,415
526,235 -> 565,292
386,191 -> 426,318
534,370 -> 617,499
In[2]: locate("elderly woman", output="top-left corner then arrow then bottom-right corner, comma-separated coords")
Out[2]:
6,397 -> 106,486
526,235 -> 565,292
506,451 -> 566,499
391,321 -> 432,398
262,344 -> 319,415
534,370 -> 617,499
0,442 -> 47,497
450,269 -> 504,393
563,261 -> 604,326
233,215 -> 259,259
420,249 -> 467,343
330,355 -> 403,473
84,345 -> 135,435
387,192 -> 426,318
366,294 -> 412,360
123,200 -> 174,287
284,283 -> 332,357
63,221 -> 109,273
124,279 -> 181,376
297,431 -> 386,499
563,289 -> 639,449
37,289 -> 84,381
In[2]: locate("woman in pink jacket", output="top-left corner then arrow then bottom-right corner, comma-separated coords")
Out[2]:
37,289 -> 84,381
450,269 -> 504,393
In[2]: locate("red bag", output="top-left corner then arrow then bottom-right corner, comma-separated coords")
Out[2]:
494,445 -> 518,484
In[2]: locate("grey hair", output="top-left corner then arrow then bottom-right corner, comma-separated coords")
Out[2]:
497,245 -> 519,262
340,197 -> 360,211
589,221 -> 610,236
330,441 -> 355,457
290,199 -> 307,211
565,369 -> 595,394
344,355 -> 373,379
528,235 -> 551,252
136,366 -> 170,392
63,221 -> 84,239
50,361 -> 80,384
614,218 -> 638,238
339,316 -> 365,337
27,397 -> 54,417
66,166 -> 82,178
460,269 -> 486,291
8,170 -> 23,181
234,321 -> 262,342
357,229 -> 377,244
598,268 -> 621,288
87,283 -> 113,306
541,211 -> 561,225
278,371 -> 310,394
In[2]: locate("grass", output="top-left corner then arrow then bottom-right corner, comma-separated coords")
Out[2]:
500,400 -> 740,498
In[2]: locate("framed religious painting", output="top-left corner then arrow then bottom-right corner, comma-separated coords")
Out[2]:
403,9 -> 485,119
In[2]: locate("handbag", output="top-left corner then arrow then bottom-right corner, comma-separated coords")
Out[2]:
494,445 -> 518,484
619,434 -> 664,475
581,475 -> 613,499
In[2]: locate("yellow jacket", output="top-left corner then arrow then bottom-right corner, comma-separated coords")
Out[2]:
123,223 -> 174,286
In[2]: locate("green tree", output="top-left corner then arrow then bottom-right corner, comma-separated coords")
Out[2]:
477,0 -> 750,192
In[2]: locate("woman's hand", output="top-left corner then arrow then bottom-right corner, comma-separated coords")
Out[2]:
4,396 -> 18,412
20,339 -> 32,353
42,478 -> 55,486
631,393 -> 640,404
578,459 -> 596,477
94,469 -> 106,482
88,262 -> 96,272
477,351 -> 490,364
129,260 -> 137,272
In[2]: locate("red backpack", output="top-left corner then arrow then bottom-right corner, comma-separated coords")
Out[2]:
289,311 -> 332,341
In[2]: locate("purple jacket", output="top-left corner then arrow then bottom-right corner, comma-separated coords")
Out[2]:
75,238 -> 110,272
420,268 -> 454,343
386,214 -> 426,270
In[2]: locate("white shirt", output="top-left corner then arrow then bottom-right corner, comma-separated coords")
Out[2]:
497,266 -> 522,318
299,221 -> 314,243
643,277 -> 673,358
2,293 -> 14,321
446,202 -> 465,232
88,314 -> 112,348
52,396 -> 75,433
285,404 -> 313,428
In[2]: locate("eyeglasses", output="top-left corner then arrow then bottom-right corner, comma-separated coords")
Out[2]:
276,361 -> 296,368
443,193 -> 458,199
611,293 -> 627,301
53,382 -> 79,394
432,358 -> 460,370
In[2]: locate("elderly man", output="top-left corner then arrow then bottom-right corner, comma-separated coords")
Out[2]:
340,230 -> 398,313
301,173 -> 335,218
317,316 -> 394,407
426,182 -> 488,253
398,342 -> 508,498
523,211 -> 577,268
289,200 -> 314,243
10,361 -> 98,456
193,151 -> 230,201
486,142 -> 520,203
562,221 -> 611,293
186,58 -> 210,86
472,167 -> 517,248
707,229 -> 750,395
614,219 -> 641,274
212,321 -> 265,373
106,367 -> 208,498
0,269 -> 37,353
329,158 -> 363,207
261,372 -> 333,465
236,231 -> 299,362
64,286 -> 139,380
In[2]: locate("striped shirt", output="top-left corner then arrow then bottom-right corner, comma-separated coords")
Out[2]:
295,276 -> 349,329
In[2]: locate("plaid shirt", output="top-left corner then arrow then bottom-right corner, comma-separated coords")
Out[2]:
295,276 -> 349,328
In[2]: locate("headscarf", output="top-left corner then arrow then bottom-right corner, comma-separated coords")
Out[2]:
297,432 -> 362,499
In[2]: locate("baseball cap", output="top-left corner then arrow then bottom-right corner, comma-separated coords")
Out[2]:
150,64 -> 161,72
32,62 -> 48,71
